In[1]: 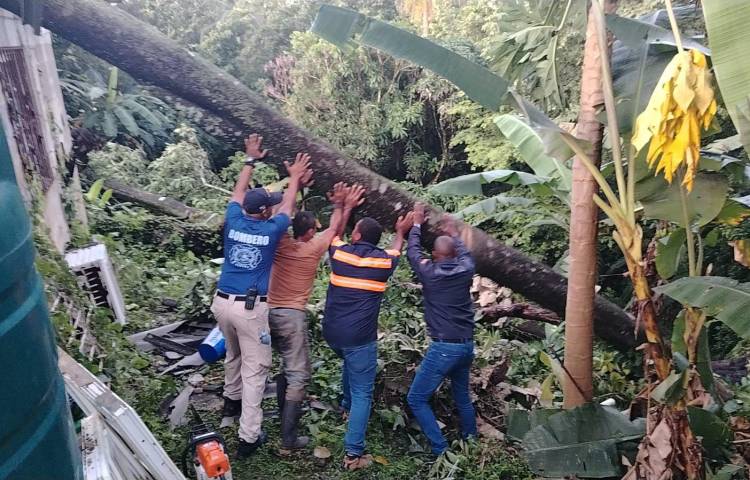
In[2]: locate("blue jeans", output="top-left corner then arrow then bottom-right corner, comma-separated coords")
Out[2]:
333,341 -> 377,456
407,341 -> 477,455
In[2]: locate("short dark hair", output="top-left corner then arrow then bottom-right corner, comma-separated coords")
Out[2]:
292,211 -> 317,238
357,217 -> 382,245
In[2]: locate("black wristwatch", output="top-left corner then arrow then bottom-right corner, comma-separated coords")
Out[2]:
244,155 -> 256,167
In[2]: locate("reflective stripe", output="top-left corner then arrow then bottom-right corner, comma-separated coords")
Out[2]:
331,236 -> 346,247
384,249 -> 401,257
332,249 -> 393,269
329,273 -> 387,292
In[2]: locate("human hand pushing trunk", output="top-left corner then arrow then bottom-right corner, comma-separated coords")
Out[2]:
412,202 -> 426,226
245,133 -> 268,160
276,153 -> 312,218
390,212 -> 415,252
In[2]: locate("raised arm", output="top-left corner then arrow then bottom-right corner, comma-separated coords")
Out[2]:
407,202 -> 427,273
320,182 -> 347,242
320,183 -> 365,244
391,212 -> 415,253
276,153 -> 312,218
336,184 -> 365,237
231,134 -> 267,203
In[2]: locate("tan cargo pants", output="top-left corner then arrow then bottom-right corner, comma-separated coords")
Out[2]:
211,293 -> 271,443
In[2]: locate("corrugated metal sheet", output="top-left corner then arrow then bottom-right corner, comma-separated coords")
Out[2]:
0,46 -> 53,190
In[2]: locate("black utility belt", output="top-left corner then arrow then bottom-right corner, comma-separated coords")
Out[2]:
431,337 -> 473,344
216,291 -> 268,303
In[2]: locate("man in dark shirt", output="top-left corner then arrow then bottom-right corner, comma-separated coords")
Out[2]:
323,213 -> 414,470
405,202 -> 477,456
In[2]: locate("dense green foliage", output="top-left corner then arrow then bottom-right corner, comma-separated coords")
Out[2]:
37,0 -> 750,478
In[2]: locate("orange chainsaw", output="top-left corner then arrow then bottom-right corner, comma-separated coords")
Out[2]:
182,405 -> 233,480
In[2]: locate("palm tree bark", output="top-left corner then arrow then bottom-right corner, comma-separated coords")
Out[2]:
563,0 -> 618,408
1,0 -> 639,349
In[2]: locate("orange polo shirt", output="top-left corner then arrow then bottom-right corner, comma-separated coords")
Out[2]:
267,233 -> 330,311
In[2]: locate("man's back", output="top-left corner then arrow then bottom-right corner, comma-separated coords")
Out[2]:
218,202 -> 289,295
268,234 -> 330,310
323,239 -> 400,348
407,227 -> 475,340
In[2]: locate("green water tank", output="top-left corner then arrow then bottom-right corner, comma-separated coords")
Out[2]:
0,125 -> 83,479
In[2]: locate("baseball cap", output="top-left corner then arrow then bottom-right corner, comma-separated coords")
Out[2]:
242,188 -> 283,214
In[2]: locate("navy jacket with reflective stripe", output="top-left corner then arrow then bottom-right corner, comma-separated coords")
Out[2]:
322,240 -> 400,348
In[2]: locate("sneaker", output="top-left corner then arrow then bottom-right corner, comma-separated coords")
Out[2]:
221,397 -> 241,418
342,453 -> 373,470
237,431 -> 267,459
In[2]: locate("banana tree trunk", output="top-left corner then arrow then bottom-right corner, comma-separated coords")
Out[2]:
562,0 -> 618,408
2,0 -> 640,349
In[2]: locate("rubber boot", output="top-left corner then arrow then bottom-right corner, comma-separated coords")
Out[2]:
221,396 -> 241,418
275,372 -> 287,413
279,400 -> 309,454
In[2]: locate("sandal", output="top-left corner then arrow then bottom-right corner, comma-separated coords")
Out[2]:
342,453 -> 373,470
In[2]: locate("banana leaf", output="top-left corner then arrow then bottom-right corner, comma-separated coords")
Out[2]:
637,172 -> 729,227
522,403 -> 645,478
431,170 -> 552,197
506,408 -> 562,442
703,0 -> 750,157
606,12 -> 709,54
655,228 -> 686,279
113,105 -> 139,137
455,194 -> 535,218
650,370 -> 686,404
716,195 -> 750,225
311,5 -> 508,111
608,6 -> 708,134
494,114 -> 572,192
687,407 -> 731,458
102,110 -> 118,138
655,276 -> 750,340
312,5 -> 582,164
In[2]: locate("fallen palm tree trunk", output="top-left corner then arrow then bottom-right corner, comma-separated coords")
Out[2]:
2,0 -> 639,349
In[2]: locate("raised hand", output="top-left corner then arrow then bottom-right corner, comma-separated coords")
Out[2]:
412,202 -> 426,225
285,152 -> 312,180
344,184 -> 366,209
301,168 -> 315,187
327,182 -> 348,206
245,133 -> 268,159
395,212 -> 415,235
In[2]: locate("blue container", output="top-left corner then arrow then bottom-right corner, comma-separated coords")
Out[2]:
199,326 -> 226,363
0,125 -> 83,478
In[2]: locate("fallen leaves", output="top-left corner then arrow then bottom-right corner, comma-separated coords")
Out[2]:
313,445 -> 331,459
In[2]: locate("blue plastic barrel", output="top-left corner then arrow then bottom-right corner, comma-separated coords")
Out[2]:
199,326 -> 226,363
0,124 -> 83,479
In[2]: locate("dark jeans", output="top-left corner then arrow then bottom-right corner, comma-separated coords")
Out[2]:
332,341 -> 377,456
407,341 -> 477,455
269,308 -> 311,402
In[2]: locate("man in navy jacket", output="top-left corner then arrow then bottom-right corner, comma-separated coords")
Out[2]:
406,202 -> 477,456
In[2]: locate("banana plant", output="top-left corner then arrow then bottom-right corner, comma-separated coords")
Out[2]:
61,67 -> 174,150
311,3 -> 750,477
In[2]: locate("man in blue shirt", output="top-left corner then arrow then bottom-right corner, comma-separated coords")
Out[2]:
406,202 -> 477,457
211,133 -> 311,458
323,213 -> 414,470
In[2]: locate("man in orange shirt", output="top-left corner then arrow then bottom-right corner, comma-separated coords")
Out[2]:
267,182 -> 365,453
